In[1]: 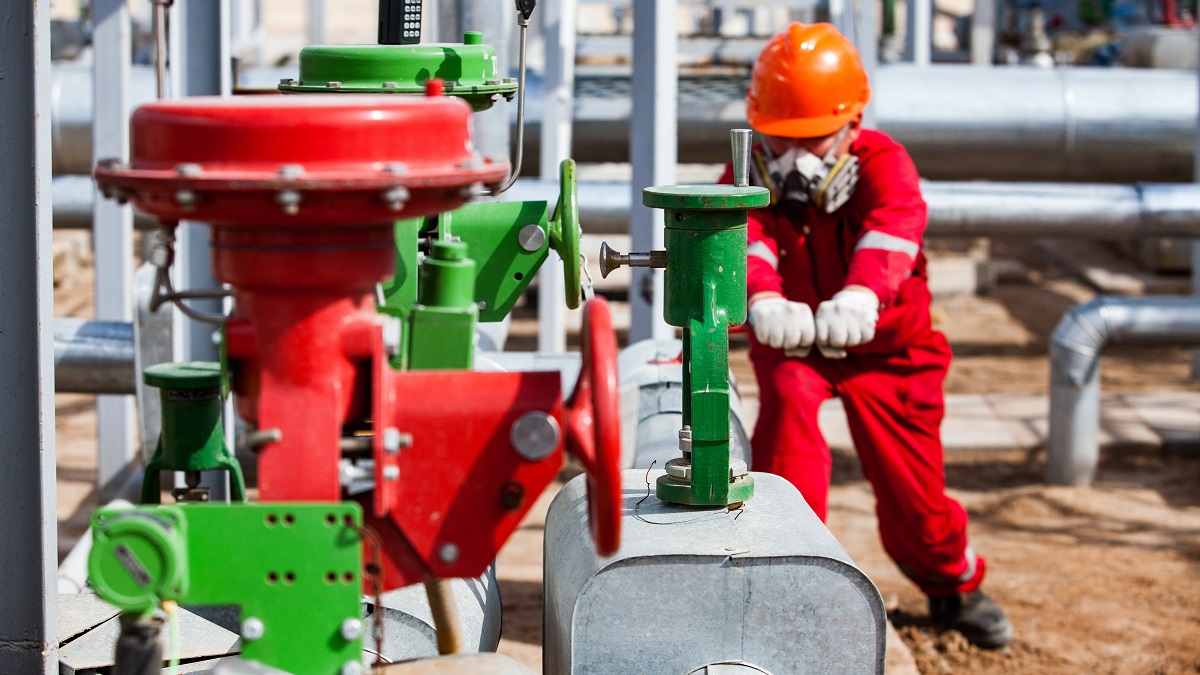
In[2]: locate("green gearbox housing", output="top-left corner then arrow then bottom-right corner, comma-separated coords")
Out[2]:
279,32 -> 518,112
645,184 -> 771,507
89,502 -> 365,675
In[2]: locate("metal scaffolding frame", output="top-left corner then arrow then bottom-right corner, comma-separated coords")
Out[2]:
0,1 -> 59,671
93,0 -> 138,500
629,0 -> 678,343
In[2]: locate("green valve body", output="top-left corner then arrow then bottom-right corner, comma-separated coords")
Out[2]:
141,362 -> 246,503
645,185 -> 770,507
280,34 -> 518,111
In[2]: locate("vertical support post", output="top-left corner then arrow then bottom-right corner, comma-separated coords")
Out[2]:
309,0 -> 326,45
538,0 -> 577,353
848,0 -> 880,129
630,0 -> 677,343
177,0 -> 234,499
906,0 -> 933,65
94,0 -> 139,499
971,0 -> 995,65
1193,34 -> 1200,380
0,1 -> 58,671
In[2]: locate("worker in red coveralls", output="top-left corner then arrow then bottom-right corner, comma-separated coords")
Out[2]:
721,22 -> 1012,649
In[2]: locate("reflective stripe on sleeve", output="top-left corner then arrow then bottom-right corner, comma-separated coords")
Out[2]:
957,546 -> 978,583
855,230 -> 920,258
747,241 -> 779,270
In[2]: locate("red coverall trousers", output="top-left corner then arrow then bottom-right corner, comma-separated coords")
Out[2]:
751,330 -> 984,597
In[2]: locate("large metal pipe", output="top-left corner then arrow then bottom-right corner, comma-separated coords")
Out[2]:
501,179 -> 1200,238
1047,296 -> 1200,486
54,318 -> 137,395
64,176 -> 1200,239
518,64 -> 1198,182
52,64 -> 1198,182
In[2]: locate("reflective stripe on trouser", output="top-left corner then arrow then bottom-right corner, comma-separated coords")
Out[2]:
749,331 -> 984,595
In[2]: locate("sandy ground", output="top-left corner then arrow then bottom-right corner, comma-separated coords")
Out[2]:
54,233 -> 1200,673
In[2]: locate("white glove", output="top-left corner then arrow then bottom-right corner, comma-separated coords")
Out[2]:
814,288 -> 879,358
748,295 -> 816,353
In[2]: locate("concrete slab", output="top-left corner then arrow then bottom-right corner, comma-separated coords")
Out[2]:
58,608 -> 240,674
1123,392 -> 1200,451
59,593 -> 121,644
941,394 -> 1022,454
986,393 -> 1047,449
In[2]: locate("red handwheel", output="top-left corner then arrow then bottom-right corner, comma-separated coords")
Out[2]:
564,297 -> 622,557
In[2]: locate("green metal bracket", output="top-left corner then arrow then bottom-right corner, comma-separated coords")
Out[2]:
88,502 -> 365,675
640,184 -> 770,507
280,33 -> 518,112
381,158 -> 581,328
141,362 -> 246,504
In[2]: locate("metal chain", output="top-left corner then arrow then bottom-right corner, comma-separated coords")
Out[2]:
354,524 -> 387,668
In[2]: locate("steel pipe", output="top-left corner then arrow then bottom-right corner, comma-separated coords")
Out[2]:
1047,296 -> 1200,486
54,318 -> 137,395
52,64 -> 1199,182
501,179 -> 1200,239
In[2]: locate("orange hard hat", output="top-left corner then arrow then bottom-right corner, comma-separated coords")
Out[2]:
746,22 -> 871,139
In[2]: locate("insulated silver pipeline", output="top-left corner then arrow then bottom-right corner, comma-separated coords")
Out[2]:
51,64 -> 1198,181
1047,296 -> 1200,486
495,179 -> 1200,239
54,318 -> 137,395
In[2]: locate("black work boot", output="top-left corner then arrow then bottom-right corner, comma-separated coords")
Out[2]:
928,589 -> 1013,649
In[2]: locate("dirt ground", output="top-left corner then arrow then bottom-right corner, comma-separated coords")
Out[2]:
54,234 -> 1200,673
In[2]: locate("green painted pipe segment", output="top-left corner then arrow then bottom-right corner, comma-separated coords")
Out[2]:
644,184 -> 770,507
279,34 -> 518,112
140,362 -> 246,504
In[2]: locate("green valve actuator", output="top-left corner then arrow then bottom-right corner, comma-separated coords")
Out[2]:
140,362 -> 246,504
601,129 -> 768,507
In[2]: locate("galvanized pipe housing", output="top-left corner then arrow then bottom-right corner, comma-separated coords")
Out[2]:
1047,296 -> 1200,486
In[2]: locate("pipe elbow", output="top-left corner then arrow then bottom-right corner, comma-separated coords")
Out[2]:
1049,296 -> 1121,387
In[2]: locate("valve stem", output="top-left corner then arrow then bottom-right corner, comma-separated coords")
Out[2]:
731,129 -> 753,188
598,242 -> 667,279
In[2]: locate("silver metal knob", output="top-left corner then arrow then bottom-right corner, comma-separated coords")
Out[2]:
598,241 -> 668,279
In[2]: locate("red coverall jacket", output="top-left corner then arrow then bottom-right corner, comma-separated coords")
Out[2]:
723,129 -> 985,597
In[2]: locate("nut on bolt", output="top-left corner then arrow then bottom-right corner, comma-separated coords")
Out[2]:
276,189 -> 302,215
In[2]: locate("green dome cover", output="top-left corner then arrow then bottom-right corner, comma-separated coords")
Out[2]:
280,35 -> 518,112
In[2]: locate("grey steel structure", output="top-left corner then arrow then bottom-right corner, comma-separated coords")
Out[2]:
1047,296 -> 1200,485
0,1 -> 59,672
629,0 -> 677,343
544,471 -> 885,674
94,0 -> 138,499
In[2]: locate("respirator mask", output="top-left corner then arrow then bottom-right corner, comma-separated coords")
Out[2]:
752,126 -> 860,214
